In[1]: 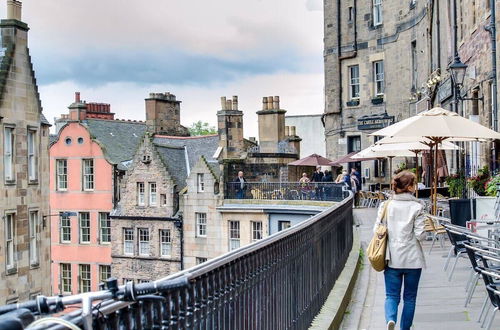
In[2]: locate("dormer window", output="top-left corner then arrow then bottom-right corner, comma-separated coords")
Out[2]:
142,155 -> 151,164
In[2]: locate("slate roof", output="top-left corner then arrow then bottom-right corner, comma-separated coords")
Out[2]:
49,134 -> 58,146
40,113 -> 51,126
153,134 -> 220,189
84,119 -> 147,170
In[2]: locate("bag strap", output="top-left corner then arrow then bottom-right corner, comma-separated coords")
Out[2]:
379,200 -> 391,225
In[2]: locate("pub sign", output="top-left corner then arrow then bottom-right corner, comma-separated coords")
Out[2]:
357,113 -> 395,130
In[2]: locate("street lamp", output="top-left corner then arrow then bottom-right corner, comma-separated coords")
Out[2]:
449,56 -> 468,89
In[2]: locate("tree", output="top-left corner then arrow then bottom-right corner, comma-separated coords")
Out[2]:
188,121 -> 217,136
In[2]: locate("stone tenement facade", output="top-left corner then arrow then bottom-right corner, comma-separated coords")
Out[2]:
324,1 -> 500,182
0,1 -> 51,304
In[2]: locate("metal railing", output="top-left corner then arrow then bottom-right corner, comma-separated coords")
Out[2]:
225,181 -> 348,202
0,194 -> 353,330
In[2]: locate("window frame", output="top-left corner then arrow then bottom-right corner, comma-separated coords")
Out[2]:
99,264 -> 111,284
60,212 -> 71,243
79,212 -> 91,244
278,221 -> 292,231
196,212 -> 207,237
60,263 -> 72,294
5,212 -> 16,271
197,173 -> 205,192
123,228 -> 134,255
99,212 -> 111,244
78,264 -> 91,293
137,182 -> 145,206
82,159 -> 94,191
251,221 -> 263,242
56,159 -> 68,191
228,220 -> 240,251
348,65 -> 360,100
196,257 -> 208,265
373,0 -> 383,26
3,126 -> 15,183
138,228 -> 150,256
373,60 -> 385,96
160,193 -> 167,207
27,128 -> 38,182
159,229 -> 172,258
149,182 -> 157,206
29,210 -> 39,266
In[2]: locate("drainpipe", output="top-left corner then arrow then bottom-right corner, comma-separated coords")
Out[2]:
174,215 -> 184,270
486,0 -> 498,171
436,0 -> 441,71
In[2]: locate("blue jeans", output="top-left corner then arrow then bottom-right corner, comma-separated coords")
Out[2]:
236,190 -> 245,199
384,267 -> 422,330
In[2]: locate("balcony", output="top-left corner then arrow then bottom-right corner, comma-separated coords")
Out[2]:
0,193 -> 354,329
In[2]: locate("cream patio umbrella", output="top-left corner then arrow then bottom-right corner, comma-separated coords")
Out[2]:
371,107 -> 500,214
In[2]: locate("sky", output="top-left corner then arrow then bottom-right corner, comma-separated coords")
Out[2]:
4,0 -> 324,137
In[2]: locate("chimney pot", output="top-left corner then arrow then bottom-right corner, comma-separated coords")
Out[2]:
75,92 -> 81,103
267,96 -> 274,110
221,96 -> 227,110
273,96 -> 280,109
285,126 -> 290,136
290,126 -> 296,136
232,96 -> 238,110
262,97 -> 268,110
7,0 -> 22,21
226,100 -> 232,110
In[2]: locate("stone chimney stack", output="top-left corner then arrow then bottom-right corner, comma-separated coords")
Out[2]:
75,91 -> 81,103
7,0 -> 22,21
68,91 -> 87,121
257,95 -> 286,153
145,92 -> 189,136
217,95 -> 244,159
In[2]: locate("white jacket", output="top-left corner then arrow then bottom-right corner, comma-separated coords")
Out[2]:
373,193 -> 427,269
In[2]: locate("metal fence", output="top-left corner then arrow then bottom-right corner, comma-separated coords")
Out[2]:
225,181 -> 348,202
0,194 -> 354,330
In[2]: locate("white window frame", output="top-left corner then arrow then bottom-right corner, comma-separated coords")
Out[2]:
29,210 -> 39,266
123,228 -> 134,255
56,159 -> 68,191
160,194 -> 167,206
60,213 -> 71,243
159,229 -> 172,258
196,213 -> 207,237
79,212 -> 90,244
82,159 -> 94,191
4,126 -> 14,182
27,128 -> 38,182
99,264 -> 111,284
99,212 -> 111,244
278,221 -> 292,231
138,228 -> 150,256
251,221 -> 263,242
196,257 -> 208,265
149,182 -> 157,206
78,264 -> 91,293
60,263 -> 72,294
228,220 -> 240,251
5,212 -> 15,270
197,173 -> 205,192
374,60 -> 385,96
137,182 -> 145,206
373,0 -> 383,26
349,65 -> 360,100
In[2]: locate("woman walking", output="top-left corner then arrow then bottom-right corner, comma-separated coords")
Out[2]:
373,171 -> 426,330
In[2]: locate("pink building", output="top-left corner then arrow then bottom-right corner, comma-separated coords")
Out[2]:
50,94 -> 145,294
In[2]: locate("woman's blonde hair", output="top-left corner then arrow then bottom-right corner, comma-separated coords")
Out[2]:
392,170 -> 416,194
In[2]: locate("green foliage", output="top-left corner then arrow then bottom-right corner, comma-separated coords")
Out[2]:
188,121 -> 217,136
446,173 -> 467,198
485,174 -> 500,196
468,166 -> 490,196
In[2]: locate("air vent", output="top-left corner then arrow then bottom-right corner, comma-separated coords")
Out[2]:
142,155 -> 151,164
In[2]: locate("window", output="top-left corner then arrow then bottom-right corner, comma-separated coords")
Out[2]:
349,65 -> 360,100
251,221 -> 263,242
149,182 -> 157,206
196,213 -> 207,237
56,159 -> 68,191
79,212 -> 90,243
137,182 -> 145,206
138,228 -> 150,256
122,278 -> 133,284
278,221 -> 292,231
374,61 -> 384,95
373,0 -> 383,26
99,212 -> 111,244
78,264 -> 91,293
197,173 -> 205,192
123,228 -> 134,255
60,213 -> 71,243
196,257 -> 208,265
160,194 -> 167,206
60,263 -> 72,294
5,213 -> 15,270
228,221 -> 240,251
411,41 -> 417,90
472,0 -> 476,27
82,159 -> 94,191
348,7 -> 353,22
159,229 -> 172,257
99,265 -> 111,284
27,129 -> 37,181
29,211 -> 39,266
4,127 -> 14,181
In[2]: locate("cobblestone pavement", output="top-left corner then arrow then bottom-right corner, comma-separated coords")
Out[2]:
340,207 -> 500,330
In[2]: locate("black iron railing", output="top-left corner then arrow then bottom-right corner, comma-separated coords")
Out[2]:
225,181 -> 348,202
0,194 -> 353,330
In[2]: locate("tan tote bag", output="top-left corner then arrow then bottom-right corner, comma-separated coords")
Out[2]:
367,201 -> 391,272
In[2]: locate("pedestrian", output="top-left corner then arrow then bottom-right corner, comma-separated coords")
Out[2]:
335,169 -> 347,183
311,166 -> 324,200
350,167 -> 361,191
321,169 -> 333,200
373,170 -> 425,330
343,170 -> 352,190
299,172 -> 311,200
234,171 -> 247,199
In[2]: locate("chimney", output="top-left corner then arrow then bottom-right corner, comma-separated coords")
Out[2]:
262,97 -> 268,110
7,0 -> 22,21
217,95 -> 244,159
267,96 -> 274,110
273,96 -> 280,109
285,126 -> 290,136
145,92 -> 188,136
232,96 -> 238,110
75,92 -> 81,103
221,96 -> 227,110
290,126 -> 296,136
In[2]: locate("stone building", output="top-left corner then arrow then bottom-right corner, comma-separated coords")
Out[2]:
0,0 -> 51,304
50,92 -> 146,295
